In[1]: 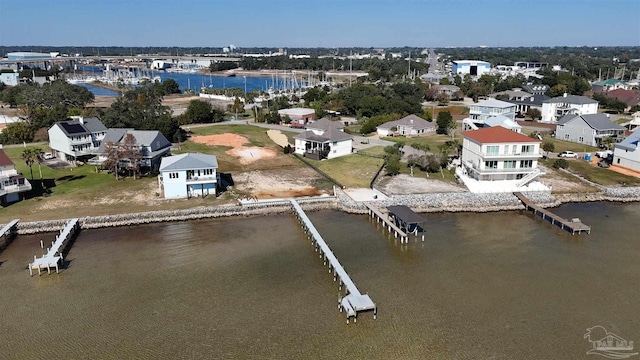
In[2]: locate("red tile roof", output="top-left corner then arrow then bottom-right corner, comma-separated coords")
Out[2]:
0,149 -> 15,167
461,126 -> 539,144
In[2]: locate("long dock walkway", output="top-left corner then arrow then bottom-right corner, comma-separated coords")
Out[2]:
290,200 -> 376,324
514,192 -> 591,235
29,218 -> 80,275
0,219 -> 19,252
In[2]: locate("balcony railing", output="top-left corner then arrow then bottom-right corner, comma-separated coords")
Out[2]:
186,175 -> 217,183
483,152 -> 540,158
464,161 -> 535,174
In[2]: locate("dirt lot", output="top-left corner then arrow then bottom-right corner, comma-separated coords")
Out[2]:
191,133 -> 277,164
89,94 -> 203,109
232,168 -> 327,199
378,174 -> 466,194
537,164 -> 598,193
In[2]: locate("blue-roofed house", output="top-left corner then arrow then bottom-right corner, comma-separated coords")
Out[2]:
613,131 -> 640,172
158,153 -> 218,198
555,113 -> 625,148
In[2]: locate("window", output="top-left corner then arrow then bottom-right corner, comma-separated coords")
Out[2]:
579,137 -> 584,142
485,161 -> 498,169
564,134 -> 569,140
503,160 -> 516,169
203,169 -> 214,175
512,145 -> 517,154
520,160 -> 533,168
521,145 -> 533,154
486,145 -> 499,155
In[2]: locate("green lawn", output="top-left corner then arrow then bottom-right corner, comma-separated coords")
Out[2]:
541,136 -> 600,154
356,146 -> 386,158
562,159 -> 640,187
307,154 -> 384,188
384,133 -> 462,155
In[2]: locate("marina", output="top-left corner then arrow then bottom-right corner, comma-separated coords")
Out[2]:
28,218 -> 80,275
290,200 -> 376,323
514,192 -> 591,234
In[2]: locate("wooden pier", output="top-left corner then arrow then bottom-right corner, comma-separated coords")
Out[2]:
364,203 -> 426,244
290,200 -> 377,324
0,219 -> 19,253
29,218 -> 80,276
514,192 -> 591,235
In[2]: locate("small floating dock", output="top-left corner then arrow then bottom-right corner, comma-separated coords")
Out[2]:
514,192 -> 591,235
364,203 -> 426,244
29,218 -> 80,276
0,219 -> 19,252
290,200 -> 376,324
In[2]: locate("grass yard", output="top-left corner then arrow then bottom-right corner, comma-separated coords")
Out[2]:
540,136 -> 599,154
384,133 -> 462,155
307,154 -> 384,188
356,146 -> 386,158
562,159 -> 640,187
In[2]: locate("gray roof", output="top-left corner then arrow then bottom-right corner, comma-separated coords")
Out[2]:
506,94 -> 550,107
52,117 -> 107,137
377,115 -> 436,131
558,113 -> 625,131
306,118 -> 344,132
615,131 -> 640,151
81,117 -> 107,133
543,95 -> 598,105
98,128 -> 171,156
472,98 -> 516,109
160,152 -> 218,171
294,127 -> 352,143
483,115 -> 522,130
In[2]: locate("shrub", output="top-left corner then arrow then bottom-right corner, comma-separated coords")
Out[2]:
553,159 -> 569,169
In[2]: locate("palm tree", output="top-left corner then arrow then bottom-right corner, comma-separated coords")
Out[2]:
21,149 -> 36,180
32,148 -> 45,180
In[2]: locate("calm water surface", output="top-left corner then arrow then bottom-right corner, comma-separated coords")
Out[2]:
0,203 -> 638,359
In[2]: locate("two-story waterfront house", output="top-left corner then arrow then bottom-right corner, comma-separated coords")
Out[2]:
0,148 -> 31,206
48,116 -> 107,162
468,99 -> 517,126
294,118 -> 353,160
555,114 -> 625,148
158,153 -> 218,198
540,94 -> 598,123
96,129 -> 172,171
460,126 -> 542,184
613,131 -> 640,172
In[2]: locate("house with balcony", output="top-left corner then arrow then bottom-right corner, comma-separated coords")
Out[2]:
506,94 -> 550,117
467,99 -> 517,127
48,116 -> 108,162
158,153 -> 218,198
457,126 -> 545,192
96,129 -> 172,171
541,94 -> 599,123
555,113 -> 625,148
0,148 -> 31,206
294,118 -> 352,160
376,115 -> 436,137
613,131 -> 640,172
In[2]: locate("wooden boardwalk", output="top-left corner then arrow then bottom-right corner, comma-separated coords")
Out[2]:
290,200 -> 376,324
514,192 -> 591,235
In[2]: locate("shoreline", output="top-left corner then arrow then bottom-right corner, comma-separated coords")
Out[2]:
9,188 -> 640,235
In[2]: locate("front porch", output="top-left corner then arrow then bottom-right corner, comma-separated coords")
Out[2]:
303,141 -> 330,160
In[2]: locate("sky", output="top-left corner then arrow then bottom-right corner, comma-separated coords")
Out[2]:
1,0 -> 639,48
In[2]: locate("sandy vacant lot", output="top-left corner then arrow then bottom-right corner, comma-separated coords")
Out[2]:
378,174 -> 466,194
537,164 -> 597,193
233,168 -> 326,199
191,133 -> 276,164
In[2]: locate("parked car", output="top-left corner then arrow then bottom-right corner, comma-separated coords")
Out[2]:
558,151 -> 578,158
43,152 -> 54,160
596,150 -> 613,158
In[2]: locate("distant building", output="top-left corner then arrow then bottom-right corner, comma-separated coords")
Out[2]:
0,148 -> 32,206
555,113 -> 625,148
603,89 -> 640,111
451,60 -> 491,76
433,85 -> 461,98
488,89 -> 532,101
278,108 -> 316,128
7,52 -> 55,60
468,99 -> 517,124
591,79 -> 631,93
159,152 -> 218,199
541,94 -> 599,123
0,72 -> 19,86
376,115 -> 436,137
522,84 -> 549,95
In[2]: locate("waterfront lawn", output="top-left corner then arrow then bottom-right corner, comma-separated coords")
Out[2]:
356,146 -> 386,158
307,154 -> 384,188
384,133 -> 462,155
564,159 -> 640,187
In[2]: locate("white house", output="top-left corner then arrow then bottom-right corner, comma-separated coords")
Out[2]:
48,116 -> 108,162
468,99 -> 517,125
613,131 -> 640,172
0,148 -> 31,206
294,118 -> 352,160
159,153 -> 218,199
541,94 -> 599,123
376,115 -> 436,137
555,113 -> 625,148
451,60 -> 491,77
459,126 -> 542,186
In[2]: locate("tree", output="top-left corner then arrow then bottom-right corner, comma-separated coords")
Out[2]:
102,141 -> 123,180
230,96 -> 244,116
21,149 -> 36,180
181,99 -> 213,124
542,141 -> 555,157
31,148 -> 45,180
436,92 -> 450,106
526,108 -> 542,121
436,111 -> 455,135
121,134 -> 142,179
3,122 -> 34,144
161,78 -> 181,94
